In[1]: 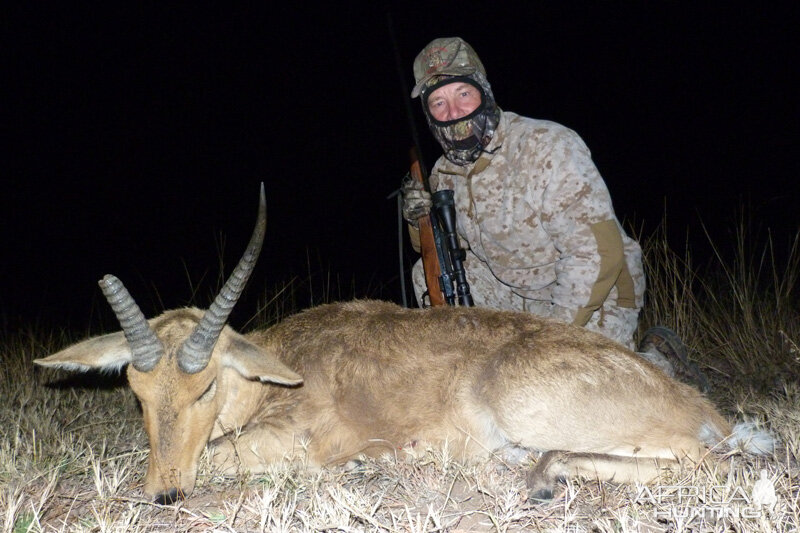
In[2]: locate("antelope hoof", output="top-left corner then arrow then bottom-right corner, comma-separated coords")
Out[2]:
154,488 -> 182,505
526,451 -> 561,502
528,486 -> 555,502
526,470 -> 557,502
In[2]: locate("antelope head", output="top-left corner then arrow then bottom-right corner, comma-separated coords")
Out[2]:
35,185 -> 302,503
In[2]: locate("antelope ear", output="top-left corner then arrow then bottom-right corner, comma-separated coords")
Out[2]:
222,335 -> 303,386
34,331 -> 132,372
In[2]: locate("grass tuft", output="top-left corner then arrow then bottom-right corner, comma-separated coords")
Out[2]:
639,218 -> 800,398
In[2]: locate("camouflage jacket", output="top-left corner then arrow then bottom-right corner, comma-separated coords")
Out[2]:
428,111 -> 644,326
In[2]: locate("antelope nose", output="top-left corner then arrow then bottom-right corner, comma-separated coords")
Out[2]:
154,488 -> 182,505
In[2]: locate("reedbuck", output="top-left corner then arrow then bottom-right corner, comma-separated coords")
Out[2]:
36,186 -> 773,504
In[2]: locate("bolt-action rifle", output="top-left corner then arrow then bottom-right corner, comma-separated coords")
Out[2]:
385,14 -> 472,306
408,148 -> 473,307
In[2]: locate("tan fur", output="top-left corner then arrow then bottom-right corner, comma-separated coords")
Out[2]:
36,299 -> 739,501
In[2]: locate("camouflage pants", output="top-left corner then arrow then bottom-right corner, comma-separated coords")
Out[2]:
412,253 -> 640,350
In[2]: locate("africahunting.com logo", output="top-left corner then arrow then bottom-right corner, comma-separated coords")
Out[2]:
633,470 -> 779,521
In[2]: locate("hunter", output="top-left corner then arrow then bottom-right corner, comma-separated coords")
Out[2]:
402,37 -> 702,386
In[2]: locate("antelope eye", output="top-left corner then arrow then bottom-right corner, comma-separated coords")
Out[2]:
197,380 -> 217,403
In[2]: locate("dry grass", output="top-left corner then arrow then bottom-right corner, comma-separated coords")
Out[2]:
639,219 -> 800,403
3,221 -> 799,532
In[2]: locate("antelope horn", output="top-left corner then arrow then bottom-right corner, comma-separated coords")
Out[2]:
99,274 -> 164,372
178,183 -> 266,374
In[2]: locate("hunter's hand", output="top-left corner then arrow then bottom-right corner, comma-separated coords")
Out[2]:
401,177 -> 433,227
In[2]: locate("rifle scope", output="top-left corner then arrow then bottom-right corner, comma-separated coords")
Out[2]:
432,190 -> 474,307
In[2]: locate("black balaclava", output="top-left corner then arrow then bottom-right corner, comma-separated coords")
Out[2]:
420,71 -> 501,166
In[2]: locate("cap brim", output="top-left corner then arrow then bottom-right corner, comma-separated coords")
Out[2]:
410,66 -> 478,98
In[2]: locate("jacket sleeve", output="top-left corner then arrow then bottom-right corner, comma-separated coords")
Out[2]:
407,166 -> 441,254
538,127 -> 626,326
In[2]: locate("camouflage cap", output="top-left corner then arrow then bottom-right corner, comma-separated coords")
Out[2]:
411,37 -> 486,98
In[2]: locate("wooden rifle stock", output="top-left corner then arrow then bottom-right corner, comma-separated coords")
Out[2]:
409,149 -> 448,306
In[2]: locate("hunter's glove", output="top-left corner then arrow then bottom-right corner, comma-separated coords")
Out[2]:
401,177 -> 432,227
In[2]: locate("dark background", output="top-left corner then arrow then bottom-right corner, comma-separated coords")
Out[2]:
5,4 -> 798,332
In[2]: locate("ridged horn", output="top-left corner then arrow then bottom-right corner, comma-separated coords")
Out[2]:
99,274 -> 164,372
178,183 -> 266,374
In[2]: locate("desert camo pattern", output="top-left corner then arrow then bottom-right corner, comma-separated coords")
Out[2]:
413,111 -> 645,348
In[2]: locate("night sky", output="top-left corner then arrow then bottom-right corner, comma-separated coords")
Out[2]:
5,4 -> 798,332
